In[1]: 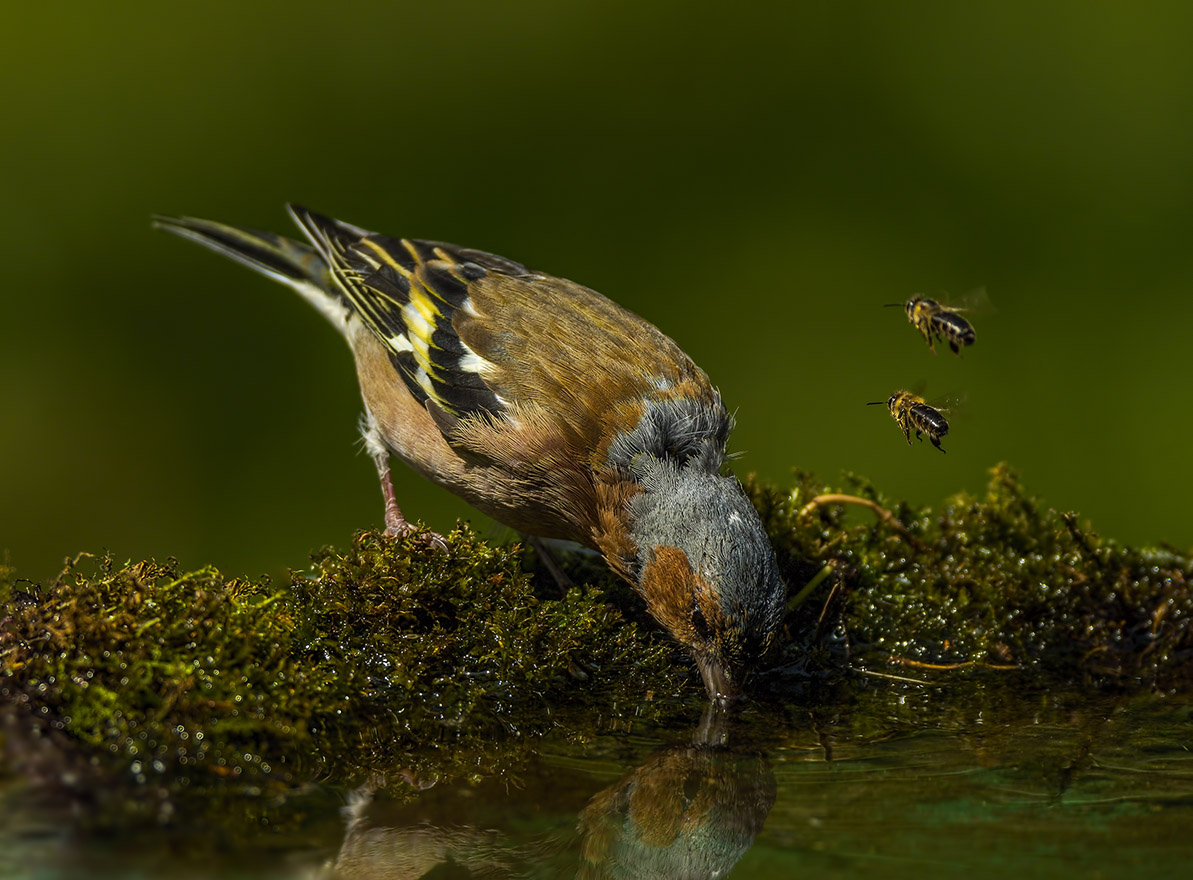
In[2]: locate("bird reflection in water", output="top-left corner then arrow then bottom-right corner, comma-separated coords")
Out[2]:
325,704 -> 775,879
576,703 -> 775,879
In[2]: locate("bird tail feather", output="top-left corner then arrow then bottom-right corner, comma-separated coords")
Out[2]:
153,213 -> 351,334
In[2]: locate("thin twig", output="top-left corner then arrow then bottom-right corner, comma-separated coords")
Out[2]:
888,656 -> 1020,671
816,581 -> 841,639
800,493 -> 920,548
853,668 -> 930,685
787,562 -> 834,611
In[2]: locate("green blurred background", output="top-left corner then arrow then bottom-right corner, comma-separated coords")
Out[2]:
3,2 -> 1191,584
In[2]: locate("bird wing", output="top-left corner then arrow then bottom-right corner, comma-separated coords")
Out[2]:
287,205 -> 718,460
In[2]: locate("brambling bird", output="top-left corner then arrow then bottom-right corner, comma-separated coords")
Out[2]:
154,206 -> 785,703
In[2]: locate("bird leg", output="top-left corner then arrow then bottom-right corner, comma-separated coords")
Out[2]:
528,536 -> 575,595
373,450 -> 409,534
370,451 -> 449,550
362,410 -> 448,550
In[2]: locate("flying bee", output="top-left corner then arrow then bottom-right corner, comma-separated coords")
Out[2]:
867,390 -> 949,453
886,294 -> 976,355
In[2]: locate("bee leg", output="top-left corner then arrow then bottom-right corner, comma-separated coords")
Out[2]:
930,435 -> 946,453
949,340 -> 961,356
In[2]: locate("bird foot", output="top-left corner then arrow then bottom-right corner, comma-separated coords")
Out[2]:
383,515 -> 449,552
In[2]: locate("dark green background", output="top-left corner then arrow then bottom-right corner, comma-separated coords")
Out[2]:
4,3 -> 1191,583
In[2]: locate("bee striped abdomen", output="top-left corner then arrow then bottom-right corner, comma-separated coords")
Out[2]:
930,311 -> 975,353
910,403 -> 948,437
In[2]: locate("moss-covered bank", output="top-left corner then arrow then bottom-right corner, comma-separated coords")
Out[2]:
2,465 -> 1190,811
750,463 -> 1192,691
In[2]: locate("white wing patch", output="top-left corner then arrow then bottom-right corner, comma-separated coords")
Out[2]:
414,367 -> 435,397
458,349 -> 492,375
387,333 -> 414,353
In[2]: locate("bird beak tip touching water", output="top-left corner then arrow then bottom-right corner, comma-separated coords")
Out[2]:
698,656 -> 742,708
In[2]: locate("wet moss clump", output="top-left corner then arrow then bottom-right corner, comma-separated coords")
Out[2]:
298,529 -> 684,781
747,463 -> 1193,691
0,526 -> 684,803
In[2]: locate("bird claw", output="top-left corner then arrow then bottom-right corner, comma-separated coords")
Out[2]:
384,518 -> 449,552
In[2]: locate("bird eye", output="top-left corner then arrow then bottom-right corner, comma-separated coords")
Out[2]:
691,604 -> 711,639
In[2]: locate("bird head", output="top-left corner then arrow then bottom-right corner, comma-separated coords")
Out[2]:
617,456 -> 786,704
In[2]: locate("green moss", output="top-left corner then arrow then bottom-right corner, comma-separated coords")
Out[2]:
0,526 -> 685,803
297,529 -> 684,783
2,466 -> 1191,810
746,463 -> 1193,691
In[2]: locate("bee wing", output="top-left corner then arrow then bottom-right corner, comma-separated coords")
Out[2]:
926,390 -> 968,417
943,286 -> 994,315
901,384 -> 966,415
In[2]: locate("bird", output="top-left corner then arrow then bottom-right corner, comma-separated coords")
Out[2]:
154,205 -> 786,704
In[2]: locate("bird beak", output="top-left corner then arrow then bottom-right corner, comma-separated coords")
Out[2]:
697,656 -> 741,707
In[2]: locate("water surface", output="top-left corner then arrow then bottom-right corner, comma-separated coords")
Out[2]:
3,685 -> 1191,879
